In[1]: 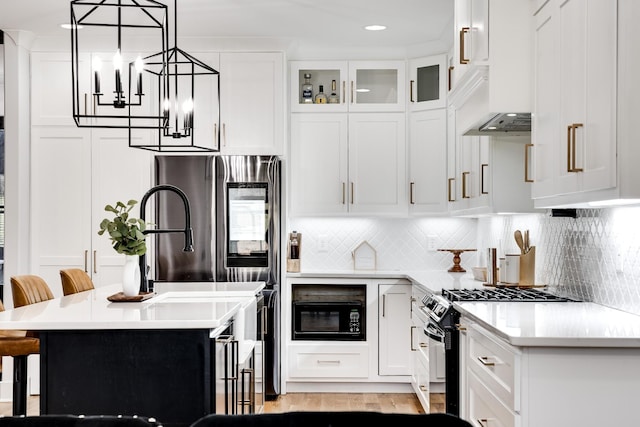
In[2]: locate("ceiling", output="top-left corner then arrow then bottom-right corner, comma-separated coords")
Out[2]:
0,0 -> 454,55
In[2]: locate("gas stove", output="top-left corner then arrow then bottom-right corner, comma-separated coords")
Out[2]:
442,287 -> 573,302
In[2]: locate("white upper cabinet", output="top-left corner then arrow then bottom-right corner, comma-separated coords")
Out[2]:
451,0 -> 489,90
218,52 -> 285,155
531,0 -> 623,206
290,112 -> 406,217
290,61 -> 406,113
448,0 -> 531,134
408,109 -> 448,215
408,54 -> 447,111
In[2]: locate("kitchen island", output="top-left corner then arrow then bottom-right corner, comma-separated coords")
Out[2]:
0,282 -> 264,427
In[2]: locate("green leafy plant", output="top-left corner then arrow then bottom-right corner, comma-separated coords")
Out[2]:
97,200 -> 147,256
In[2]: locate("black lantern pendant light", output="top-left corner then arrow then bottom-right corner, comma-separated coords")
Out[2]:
70,0 -> 169,129
129,0 -> 220,152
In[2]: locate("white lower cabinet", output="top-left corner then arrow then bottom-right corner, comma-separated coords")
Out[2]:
459,315 -> 640,427
284,277 -> 412,390
31,126 -> 152,295
378,283 -> 412,376
288,343 -> 370,379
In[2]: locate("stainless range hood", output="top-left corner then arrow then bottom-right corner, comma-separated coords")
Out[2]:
467,112 -> 531,135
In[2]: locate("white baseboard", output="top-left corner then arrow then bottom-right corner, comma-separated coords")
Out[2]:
285,382 -> 413,393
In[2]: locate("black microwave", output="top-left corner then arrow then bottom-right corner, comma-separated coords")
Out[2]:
292,301 -> 365,341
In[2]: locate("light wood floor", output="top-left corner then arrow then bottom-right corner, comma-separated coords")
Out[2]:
0,393 -> 445,417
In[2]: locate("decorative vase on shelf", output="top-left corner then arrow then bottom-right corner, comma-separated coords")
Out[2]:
122,255 -> 141,297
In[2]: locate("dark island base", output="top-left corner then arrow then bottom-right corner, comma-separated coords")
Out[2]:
40,329 -> 225,427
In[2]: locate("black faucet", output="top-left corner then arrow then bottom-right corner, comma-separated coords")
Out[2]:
138,184 -> 194,293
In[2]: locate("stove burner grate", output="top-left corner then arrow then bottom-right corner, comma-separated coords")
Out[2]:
442,287 -> 573,302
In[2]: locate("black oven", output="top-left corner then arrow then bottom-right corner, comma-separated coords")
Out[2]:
292,301 -> 365,341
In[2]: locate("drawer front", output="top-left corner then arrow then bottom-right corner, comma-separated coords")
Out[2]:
468,324 -> 520,411
467,370 -> 518,427
413,351 -> 430,412
288,344 -> 369,378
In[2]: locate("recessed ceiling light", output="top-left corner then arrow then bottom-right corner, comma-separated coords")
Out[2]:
60,23 -> 83,30
364,25 -> 386,31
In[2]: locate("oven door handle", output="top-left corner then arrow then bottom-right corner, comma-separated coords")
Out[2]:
424,322 -> 445,342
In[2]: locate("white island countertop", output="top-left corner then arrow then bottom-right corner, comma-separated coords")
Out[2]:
0,282 -> 265,331
455,300 -> 640,348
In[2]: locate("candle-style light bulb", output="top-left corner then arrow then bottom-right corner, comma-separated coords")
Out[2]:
134,56 -> 144,95
113,50 -> 123,94
182,98 -> 194,130
163,98 -> 171,119
92,56 -> 102,94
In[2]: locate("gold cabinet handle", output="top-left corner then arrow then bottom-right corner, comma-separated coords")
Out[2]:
460,27 -> 470,64
84,250 -> 88,273
456,324 -> 467,332
448,178 -> 455,202
419,385 -> 428,391
477,356 -> 495,366
84,93 -> 88,116
476,419 -> 490,427
342,81 -> 346,104
342,182 -> 346,204
410,182 -> 415,204
222,123 -> 227,147
419,342 -> 428,348
572,123 -> 583,172
410,80 -> 415,103
525,143 -> 534,182
480,164 -> 488,195
93,250 -> 97,274
462,171 -> 470,198
350,182 -> 354,204
448,66 -> 454,91
350,80 -> 354,104
411,325 -> 417,351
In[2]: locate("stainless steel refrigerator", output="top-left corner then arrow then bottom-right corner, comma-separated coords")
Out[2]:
153,155 -> 281,400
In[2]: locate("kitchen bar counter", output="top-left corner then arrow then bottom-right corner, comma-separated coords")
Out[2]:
0,281 -> 265,427
0,282 -> 264,330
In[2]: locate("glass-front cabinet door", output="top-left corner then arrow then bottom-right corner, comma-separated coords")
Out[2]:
409,54 -> 447,111
290,60 -> 405,113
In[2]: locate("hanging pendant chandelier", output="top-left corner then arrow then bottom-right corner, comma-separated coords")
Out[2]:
129,0 -> 220,152
70,0 -> 170,129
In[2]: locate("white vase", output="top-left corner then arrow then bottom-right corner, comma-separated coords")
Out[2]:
122,255 -> 140,297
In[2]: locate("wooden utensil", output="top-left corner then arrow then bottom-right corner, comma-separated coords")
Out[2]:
524,229 -> 530,253
514,230 -> 525,254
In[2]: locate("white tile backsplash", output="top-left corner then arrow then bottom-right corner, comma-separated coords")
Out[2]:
290,205 -> 640,315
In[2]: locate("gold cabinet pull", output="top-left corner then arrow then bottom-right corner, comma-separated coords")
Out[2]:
419,385 -> 428,391
84,250 -> 88,273
410,182 -> 415,204
419,342 -> 428,348
342,81 -> 346,104
222,123 -> 227,147
84,93 -> 88,116
571,123 -> 583,172
448,66 -> 454,91
481,164 -> 488,195
448,178 -> 455,202
410,80 -> 415,103
566,125 -> 572,172
350,80 -> 354,104
462,171 -> 470,198
342,182 -> 346,204
460,27 -> 470,64
476,419 -> 490,427
350,182 -> 354,204
411,326 -> 417,351
93,250 -> 97,274
525,143 -> 534,182
477,356 -> 495,366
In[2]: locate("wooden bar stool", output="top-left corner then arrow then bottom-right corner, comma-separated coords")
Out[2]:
0,299 -> 40,416
60,268 -> 95,296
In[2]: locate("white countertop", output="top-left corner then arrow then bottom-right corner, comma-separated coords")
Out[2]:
0,282 -> 265,331
455,300 -> 640,347
290,269 -> 640,348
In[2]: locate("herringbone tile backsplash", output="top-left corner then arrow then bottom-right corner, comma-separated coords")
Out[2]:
289,206 -> 640,315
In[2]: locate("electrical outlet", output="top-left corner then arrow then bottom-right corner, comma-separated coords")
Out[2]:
427,235 -> 438,252
318,234 -> 329,253
617,252 -> 624,273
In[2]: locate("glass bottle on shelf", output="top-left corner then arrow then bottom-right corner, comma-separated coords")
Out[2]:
301,73 -> 313,104
314,85 -> 327,104
328,79 -> 339,104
